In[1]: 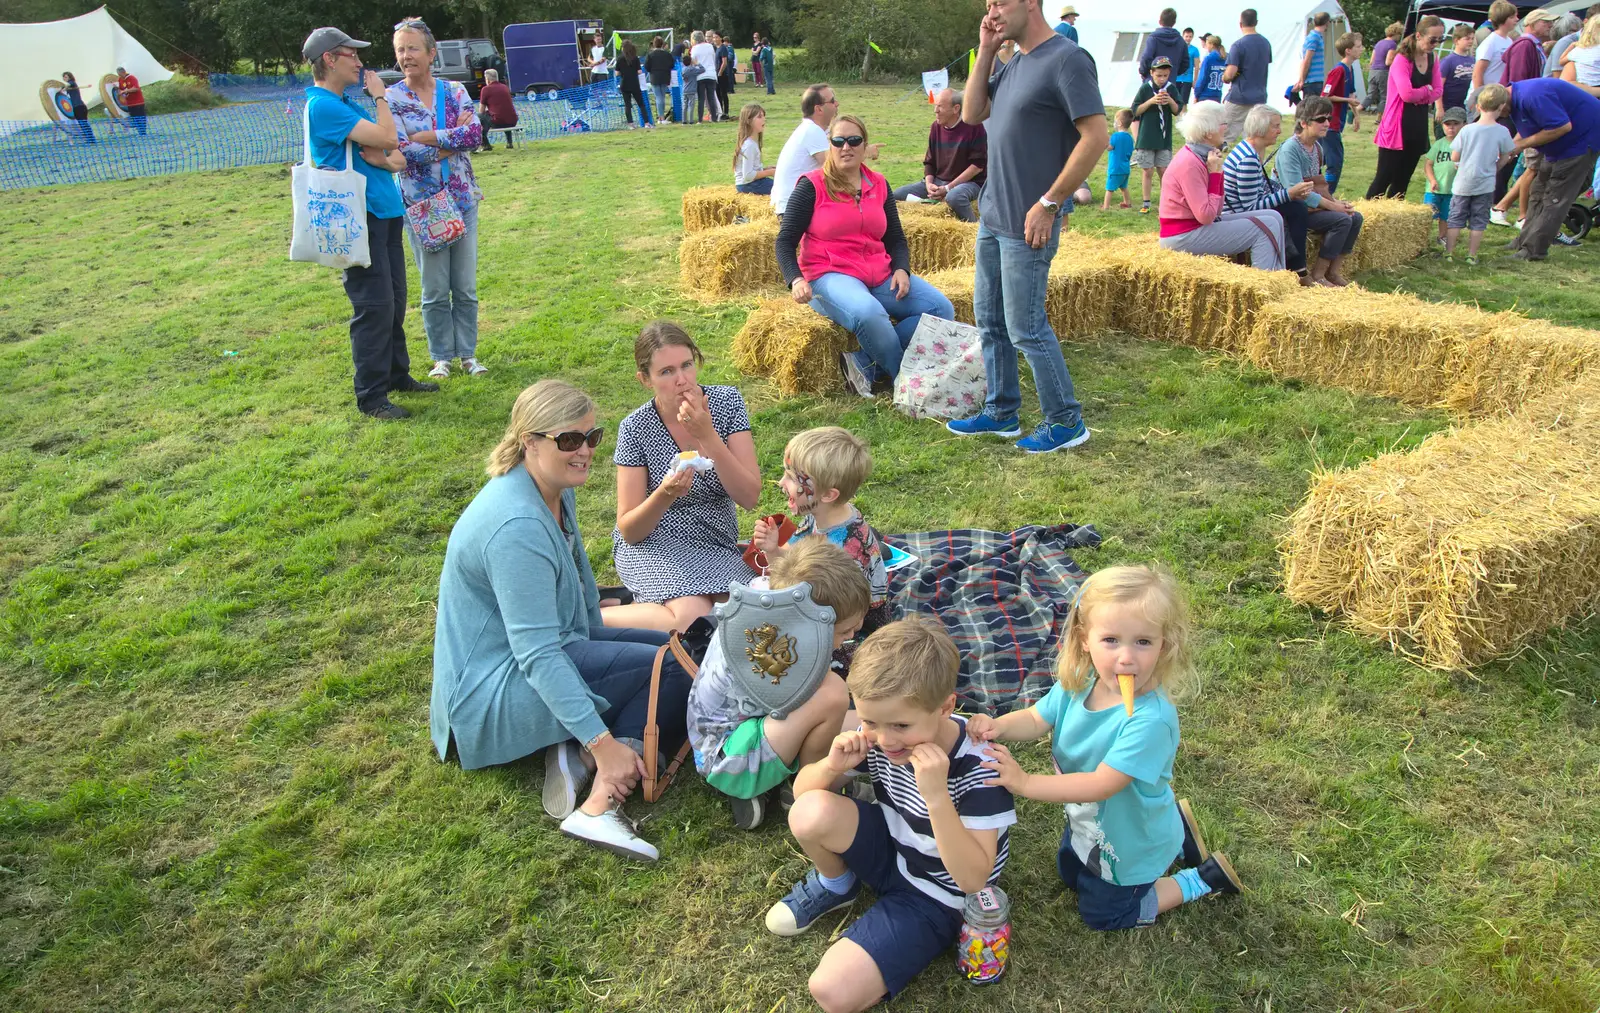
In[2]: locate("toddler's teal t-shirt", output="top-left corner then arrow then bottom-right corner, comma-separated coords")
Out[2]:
1036,678 -> 1182,886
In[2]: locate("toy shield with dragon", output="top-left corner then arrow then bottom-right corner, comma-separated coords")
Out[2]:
714,580 -> 836,720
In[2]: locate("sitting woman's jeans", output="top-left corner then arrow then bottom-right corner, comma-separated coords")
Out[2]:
563,627 -> 690,748
808,271 -> 956,384
736,177 -> 774,195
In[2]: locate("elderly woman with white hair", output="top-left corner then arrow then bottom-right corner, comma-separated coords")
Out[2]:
1158,100 -> 1287,270
1224,103 -> 1315,282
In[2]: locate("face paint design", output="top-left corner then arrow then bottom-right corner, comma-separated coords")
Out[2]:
781,457 -> 817,516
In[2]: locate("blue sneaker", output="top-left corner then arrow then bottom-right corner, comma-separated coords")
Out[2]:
763,869 -> 860,936
1016,420 -> 1090,454
946,410 -> 1022,438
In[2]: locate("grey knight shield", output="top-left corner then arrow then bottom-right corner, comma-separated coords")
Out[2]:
714,581 -> 837,719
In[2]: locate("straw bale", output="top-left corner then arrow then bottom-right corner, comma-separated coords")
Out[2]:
1282,406 -> 1600,669
904,217 -> 979,273
678,220 -> 783,299
1243,288 -> 1502,410
1097,235 -> 1299,353
897,200 -> 961,220
1440,317 -> 1600,419
922,269 -> 977,324
730,297 -> 856,396
1305,198 -> 1433,274
681,186 -> 775,231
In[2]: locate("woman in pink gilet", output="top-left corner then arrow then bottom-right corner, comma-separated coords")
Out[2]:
774,114 -> 955,397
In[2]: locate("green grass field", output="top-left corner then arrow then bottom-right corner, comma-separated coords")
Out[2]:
2,83 -> 1598,1012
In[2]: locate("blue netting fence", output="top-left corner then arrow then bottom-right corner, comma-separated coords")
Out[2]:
0,77 -> 640,191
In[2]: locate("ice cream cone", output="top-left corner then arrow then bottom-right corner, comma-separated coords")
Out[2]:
1117,673 -> 1136,716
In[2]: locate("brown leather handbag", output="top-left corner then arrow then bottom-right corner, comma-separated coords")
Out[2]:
641,631 -> 699,803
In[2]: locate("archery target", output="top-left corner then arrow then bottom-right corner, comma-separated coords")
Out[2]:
40,80 -> 70,121
98,73 -> 131,119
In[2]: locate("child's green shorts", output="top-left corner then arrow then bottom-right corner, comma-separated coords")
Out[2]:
703,717 -> 797,800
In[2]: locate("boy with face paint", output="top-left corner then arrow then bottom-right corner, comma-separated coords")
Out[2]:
753,428 -> 899,648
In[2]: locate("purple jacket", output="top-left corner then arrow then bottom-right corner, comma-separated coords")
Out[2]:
1374,52 -> 1442,151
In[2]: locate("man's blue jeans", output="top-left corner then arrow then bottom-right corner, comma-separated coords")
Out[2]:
809,271 -> 955,382
1321,130 -> 1345,193
973,219 -> 1082,426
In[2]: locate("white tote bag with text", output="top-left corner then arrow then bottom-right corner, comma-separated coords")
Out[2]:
289,107 -> 370,269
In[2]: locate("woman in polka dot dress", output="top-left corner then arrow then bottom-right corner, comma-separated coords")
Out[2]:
603,321 -> 763,631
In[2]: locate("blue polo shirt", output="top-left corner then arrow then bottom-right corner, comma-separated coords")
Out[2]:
304,86 -> 404,220
1302,29 -> 1326,86
1511,78 -> 1600,163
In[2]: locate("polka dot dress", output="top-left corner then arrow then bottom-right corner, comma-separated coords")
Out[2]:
611,385 -> 756,603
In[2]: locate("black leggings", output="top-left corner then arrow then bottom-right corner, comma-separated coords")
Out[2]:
1366,146 -> 1425,200
621,88 -> 649,124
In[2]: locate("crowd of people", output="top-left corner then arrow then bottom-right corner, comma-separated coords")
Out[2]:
282,4 -> 1597,1007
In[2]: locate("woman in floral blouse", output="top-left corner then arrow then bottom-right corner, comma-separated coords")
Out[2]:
386,18 -> 488,379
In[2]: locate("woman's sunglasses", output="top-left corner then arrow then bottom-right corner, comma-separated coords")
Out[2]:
536,427 -> 605,452
1310,115 -> 1331,124
830,135 -> 866,148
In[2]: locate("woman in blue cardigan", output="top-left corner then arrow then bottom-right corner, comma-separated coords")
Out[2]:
431,379 -> 691,861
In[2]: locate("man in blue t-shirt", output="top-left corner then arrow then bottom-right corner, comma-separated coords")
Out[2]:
302,26 -> 437,420
1174,28 -> 1201,107
1507,77 -> 1600,260
1222,8 -> 1274,145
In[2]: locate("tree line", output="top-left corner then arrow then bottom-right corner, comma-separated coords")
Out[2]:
9,0 -> 1406,79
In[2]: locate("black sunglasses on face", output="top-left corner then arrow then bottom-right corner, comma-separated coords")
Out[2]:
1310,115 -> 1331,123
536,427 -> 605,451
830,135 -> 865,148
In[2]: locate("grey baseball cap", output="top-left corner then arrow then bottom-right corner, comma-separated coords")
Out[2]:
303,27 -> 370,64
1442,106 -> 1468,123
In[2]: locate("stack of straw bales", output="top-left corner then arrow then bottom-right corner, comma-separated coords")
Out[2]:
678,217 -> 979,299
1243,290 -> 1600,419
1282,371 -> 1600,669
1304,199 -> 1434,273
679,219 -> 783,299
897,200 -> 961,220
681,187 -> 775,231
1096,235 -> 1299,353
731,297 -> 855,395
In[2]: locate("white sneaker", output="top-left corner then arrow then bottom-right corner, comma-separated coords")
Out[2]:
1514,218 -> 1525,231
428,360 -> 451,379
841,353 -> 874,398
1490,209 -> 1510,227
462,357 -> 489,376
560,806 -> 659,861
542,740 -> 591,819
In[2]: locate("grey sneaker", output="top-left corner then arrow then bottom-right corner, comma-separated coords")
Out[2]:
764,869 -> 860,936
841,352 -> 874,398
731,793 -> 765,830
542,740 -> 591,819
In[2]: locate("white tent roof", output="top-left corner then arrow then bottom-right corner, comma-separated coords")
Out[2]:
0,6 -> 172,124
1073,0 -> 1352,115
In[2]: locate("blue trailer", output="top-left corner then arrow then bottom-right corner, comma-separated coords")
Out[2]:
504,19 -> 603,97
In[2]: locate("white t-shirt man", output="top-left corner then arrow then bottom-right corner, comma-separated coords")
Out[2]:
691,41 -> 717,77
770,118 -> 830,213
1476,31 -> 1512,85
589,44 -> 609,76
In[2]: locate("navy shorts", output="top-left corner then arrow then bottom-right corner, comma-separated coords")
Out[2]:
1056,830 -> 1164,931
838,799 -> 965,997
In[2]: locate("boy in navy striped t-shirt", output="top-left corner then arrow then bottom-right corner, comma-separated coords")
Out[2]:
764,617 -> 1015,1011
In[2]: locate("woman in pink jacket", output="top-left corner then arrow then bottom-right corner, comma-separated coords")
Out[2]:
774,114 -> 955,396
1157,101 -> 1287,270
1366,16 -> 1446,199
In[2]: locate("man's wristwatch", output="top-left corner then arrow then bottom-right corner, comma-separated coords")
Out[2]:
1038,195 -> 1060,211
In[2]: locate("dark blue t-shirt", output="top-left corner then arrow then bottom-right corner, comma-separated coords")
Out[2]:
1511,78 -> 1600,163
1196,52 -> 1227,100
1225,32 -> 1272,106
1440,52 -> 1474,111
305,86 -> 404,220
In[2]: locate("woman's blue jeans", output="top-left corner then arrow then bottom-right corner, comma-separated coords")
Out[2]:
736,177 -> 774,195
406,202 -> 479,362
973,219 -> 1083,427
808,271 -> 955,383
563,627 -> 690,747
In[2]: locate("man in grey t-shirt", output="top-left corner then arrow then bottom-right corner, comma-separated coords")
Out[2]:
947,0 -> 1107,454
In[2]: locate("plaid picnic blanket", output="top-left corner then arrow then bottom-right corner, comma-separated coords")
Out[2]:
884,524 -> 1101,717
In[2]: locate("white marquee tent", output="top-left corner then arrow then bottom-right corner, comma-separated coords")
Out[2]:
1072,0 -> 1362,113
0,6 -> 172,125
